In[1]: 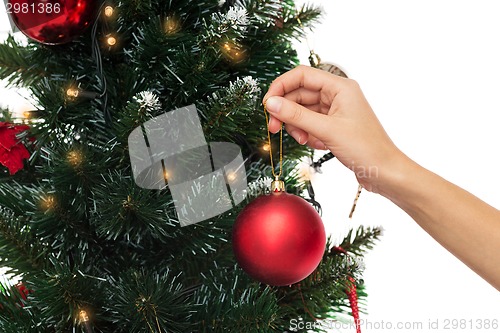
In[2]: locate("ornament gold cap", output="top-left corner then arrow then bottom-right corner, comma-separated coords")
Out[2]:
271,177 -> 285,193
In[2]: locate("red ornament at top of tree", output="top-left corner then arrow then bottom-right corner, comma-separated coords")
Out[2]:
233,190 -> 326,286
0,122 -> 30,175
8,0 -> 97,45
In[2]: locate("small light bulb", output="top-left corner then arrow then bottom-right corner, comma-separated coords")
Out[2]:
40,195 -> 56,211
262,143 -> 271,152
227,172 -> 237,182
164,15 -> 181,34
163,170 -> 170,179
297,162 -> 316,182
79,310 -> 89,322
221,41 -> 246,63
23,111 -> 31,119
107,36 -> 117,46
66,87 -> 80,98
67,150 -> 84,167
104,5 -> 114,17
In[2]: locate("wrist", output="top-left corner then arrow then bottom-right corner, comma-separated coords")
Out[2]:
363,149 -> 419,199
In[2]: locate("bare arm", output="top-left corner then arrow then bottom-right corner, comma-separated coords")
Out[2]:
264,65 -> 500,290
379,153 -> 500,290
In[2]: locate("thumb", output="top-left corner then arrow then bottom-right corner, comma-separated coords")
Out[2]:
265,96 -> 330,140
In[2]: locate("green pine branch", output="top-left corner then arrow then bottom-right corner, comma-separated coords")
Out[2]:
192,265 -> 283,333
105,269 -> 193,333
0,206 -> 46,275
0,282 -> 44,333
338,226 -> 384,257
0,36 -> 45,87
0,107 -> 12,122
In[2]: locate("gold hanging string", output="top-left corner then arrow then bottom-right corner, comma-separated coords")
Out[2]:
263,102 -> 283,180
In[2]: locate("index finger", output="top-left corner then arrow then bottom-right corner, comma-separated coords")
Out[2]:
263,65 -> 345,103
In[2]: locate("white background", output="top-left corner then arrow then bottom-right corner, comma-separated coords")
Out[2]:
1,1 -> 499,332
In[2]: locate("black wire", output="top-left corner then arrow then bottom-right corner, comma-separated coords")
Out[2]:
311,152 -> 335,173
305,180 -> 322,215
305,152 -> 337,215
91,2 -> 111,125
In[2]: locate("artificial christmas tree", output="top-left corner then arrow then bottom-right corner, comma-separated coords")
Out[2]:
0,0 -> 381,331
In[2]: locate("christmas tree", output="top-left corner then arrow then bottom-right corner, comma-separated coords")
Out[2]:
0,0 -> 381,332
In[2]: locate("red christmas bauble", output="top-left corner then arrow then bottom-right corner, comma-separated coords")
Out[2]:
233,191 -> 326,286
8,0 -> 97,45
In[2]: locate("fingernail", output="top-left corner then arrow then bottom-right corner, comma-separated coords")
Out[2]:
265,97 -> 282,114
290,130 -> 305,145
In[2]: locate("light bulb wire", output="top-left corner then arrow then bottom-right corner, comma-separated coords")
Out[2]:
91,2 -> 110,125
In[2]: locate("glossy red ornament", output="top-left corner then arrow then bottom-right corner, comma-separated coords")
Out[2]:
8,0 -> 97,45
233,191 -> 326,286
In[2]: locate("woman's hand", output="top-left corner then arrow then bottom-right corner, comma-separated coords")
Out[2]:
263,65 -> 405,193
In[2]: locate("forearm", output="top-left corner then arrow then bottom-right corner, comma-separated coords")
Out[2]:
378,154 -> 500,290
